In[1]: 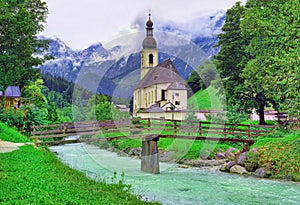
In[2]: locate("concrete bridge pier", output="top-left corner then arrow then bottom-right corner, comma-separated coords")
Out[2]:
141,135 -> 160,174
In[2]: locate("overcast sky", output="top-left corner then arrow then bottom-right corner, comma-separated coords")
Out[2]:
42,0 -> 246,50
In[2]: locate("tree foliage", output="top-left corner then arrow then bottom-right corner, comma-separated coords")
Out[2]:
22,79 -> 48,109
214,1 -> 299,123
42,73 -> 74,104
186,60 -> 218,95
0,0 -> 50,90
214,2 -> 247,105
240,0 -> 300,118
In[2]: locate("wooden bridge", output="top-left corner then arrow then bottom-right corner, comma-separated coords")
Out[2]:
31,118 -> 277,174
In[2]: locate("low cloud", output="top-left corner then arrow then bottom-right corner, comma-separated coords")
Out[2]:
131,10 -> 226,41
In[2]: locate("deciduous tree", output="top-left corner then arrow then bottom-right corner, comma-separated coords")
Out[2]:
0,0 -> 50,91
241,0 -> 300,119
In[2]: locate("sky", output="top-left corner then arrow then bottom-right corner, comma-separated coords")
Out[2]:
42,0 -> 246,50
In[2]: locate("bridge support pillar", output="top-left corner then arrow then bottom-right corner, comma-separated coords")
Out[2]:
141,135 -> 159,174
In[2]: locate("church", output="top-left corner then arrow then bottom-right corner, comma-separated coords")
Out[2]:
133,13 -> 188,120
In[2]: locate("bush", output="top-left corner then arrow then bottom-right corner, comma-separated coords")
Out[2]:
249,131 -> 300,181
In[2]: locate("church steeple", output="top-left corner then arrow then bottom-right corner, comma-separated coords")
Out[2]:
146,13 -> 154,36
142,12 -> 156,49
141,11 -> 158,79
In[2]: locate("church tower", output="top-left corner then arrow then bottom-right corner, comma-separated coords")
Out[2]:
140,12 -> 158,80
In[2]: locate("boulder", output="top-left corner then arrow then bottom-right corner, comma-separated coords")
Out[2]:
180,165 -> 189,169
227,147 -> 238,153
180,159 -> 227,167
225,147 -> 238,161
237,152 -> 247,166
220,161 -> 236,172
216,152 -> 226,159
230,165 -> 248,175
128,148 -> 142,157
253,168 -> 271,178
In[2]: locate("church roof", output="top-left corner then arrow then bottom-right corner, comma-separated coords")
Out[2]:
167,82 -> 187,90
135,59 -> 187,90
144,104 -> 164,113
142,36 -> 157,49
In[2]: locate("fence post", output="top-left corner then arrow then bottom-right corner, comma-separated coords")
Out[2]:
174,120 -> 177,136
199,122 -> 202,137
247,125 -> 251,140
223,124 -> 227,138
33,127 -> 36,137
63,123 -> 67,139
148,118 -> 151,133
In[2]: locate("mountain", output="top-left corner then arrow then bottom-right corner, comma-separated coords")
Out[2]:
39,12 -> 225,98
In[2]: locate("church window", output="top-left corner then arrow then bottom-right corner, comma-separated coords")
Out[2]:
151,91 -> 153,103
175,101 -> 180,106
161,90 -> 166,101
175,93 -> 179,97
149,54 -> 154,65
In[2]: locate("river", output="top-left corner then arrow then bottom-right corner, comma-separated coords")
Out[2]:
50,143 -> 300,205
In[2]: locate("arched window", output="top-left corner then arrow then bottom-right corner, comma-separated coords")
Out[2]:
149,54 -> 154,65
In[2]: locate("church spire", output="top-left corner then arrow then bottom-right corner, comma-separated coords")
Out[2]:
140,11 -> 158,79
146,11 -> 154,32
142,11 -> 157,49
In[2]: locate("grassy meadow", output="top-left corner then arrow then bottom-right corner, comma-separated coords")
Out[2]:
0,123 -> 160,205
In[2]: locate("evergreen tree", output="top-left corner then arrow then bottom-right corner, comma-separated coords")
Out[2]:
214,2 -> 247,105
186,60 -> 218,95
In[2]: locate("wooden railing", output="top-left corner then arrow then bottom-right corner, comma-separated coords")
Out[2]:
31,119 -> 143,141
139,118 -> 276,144
31,118 -> 279,145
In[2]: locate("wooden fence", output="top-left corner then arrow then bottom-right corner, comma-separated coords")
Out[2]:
31,118 -> 279,145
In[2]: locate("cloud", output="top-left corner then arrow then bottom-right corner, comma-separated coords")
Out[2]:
129,10 -> 226,41
42,0 -> 245,50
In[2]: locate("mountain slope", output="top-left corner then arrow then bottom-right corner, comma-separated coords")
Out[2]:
39,12 -> 225,98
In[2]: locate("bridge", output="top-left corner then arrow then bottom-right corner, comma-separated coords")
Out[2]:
31,118 -> 277,174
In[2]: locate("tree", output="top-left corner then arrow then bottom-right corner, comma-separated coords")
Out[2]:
214,2 -> 247,106
0,0 -> 50,91
241,0 -> 300,119
186,60 -> 218,95
213,2 -> 264,123
47,102 -> 61,124
23,79 -> 48,109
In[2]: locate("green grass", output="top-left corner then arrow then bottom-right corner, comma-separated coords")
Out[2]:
0,122 -> 30,143
0,145 -> 160,204
110,138 -> 240,160
188,86 -> 223,110
0,122 -> 160,204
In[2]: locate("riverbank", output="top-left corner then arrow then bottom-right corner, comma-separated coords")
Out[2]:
103,130 -> 300,182
50,143 -> 300,205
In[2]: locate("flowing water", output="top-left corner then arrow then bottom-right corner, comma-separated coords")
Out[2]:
50,143 -> 300,205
